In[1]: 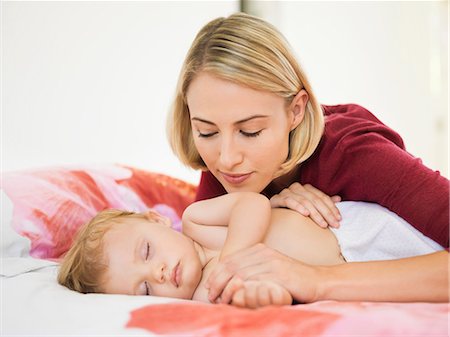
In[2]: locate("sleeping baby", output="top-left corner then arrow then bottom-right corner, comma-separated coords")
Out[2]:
58,192 -> 443,307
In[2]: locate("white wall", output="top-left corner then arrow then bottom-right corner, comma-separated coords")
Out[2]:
2,1 -> 238,183
246,1 -> 448,177
3,1 -> 448,184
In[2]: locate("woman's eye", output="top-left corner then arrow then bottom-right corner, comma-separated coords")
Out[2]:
240,130 -> 262,138
197,131 -> 218,138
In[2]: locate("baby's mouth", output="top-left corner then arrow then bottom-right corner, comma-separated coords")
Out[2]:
171,262 -> 181,288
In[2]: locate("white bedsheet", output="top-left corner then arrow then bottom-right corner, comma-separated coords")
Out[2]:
1,257 -> 183,336
3,257 -> 449,337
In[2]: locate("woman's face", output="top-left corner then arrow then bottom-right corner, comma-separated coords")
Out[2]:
187,72 -> 304,193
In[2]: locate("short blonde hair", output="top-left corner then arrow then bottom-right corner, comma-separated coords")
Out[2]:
167,12 -> 324,177
57,209 -> 145,293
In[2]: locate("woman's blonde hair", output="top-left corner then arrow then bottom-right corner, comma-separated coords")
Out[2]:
167,12 -> 324,177
57,209 -> 145,293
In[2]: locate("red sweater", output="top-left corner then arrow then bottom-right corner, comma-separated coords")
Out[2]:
195,104 -> 449,248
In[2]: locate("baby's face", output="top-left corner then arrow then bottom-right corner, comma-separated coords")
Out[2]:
101,213 -> 203,299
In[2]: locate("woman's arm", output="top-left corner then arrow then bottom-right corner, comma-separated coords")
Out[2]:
266,105 -> 449,247
322,105 -> 449,247
334,130 -> 449,248
316,250 -> 448,302
207,244 -> 449,303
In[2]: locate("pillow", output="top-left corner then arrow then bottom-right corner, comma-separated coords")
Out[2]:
0,164 -> 196,260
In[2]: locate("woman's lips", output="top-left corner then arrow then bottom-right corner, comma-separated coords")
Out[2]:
220,172 -> 252,185
171,262 -> 181,288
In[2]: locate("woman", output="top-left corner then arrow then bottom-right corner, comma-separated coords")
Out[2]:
167,12 -> 449,303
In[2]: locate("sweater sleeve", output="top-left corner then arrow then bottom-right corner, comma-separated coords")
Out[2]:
331,123 -> 449,248
195,171 -> 227,201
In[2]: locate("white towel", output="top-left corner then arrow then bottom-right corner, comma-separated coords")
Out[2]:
330,201 -> 444,262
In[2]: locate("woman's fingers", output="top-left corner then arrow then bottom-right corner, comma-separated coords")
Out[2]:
205,267 -> 233,303
256,283 -> 271,307
229,280 -> 292,308
206,243 -> 321,304
230,288 -> 246,307
270,182 -> 341,228
207,244 -> 320,305
244,282 -> 259,308
303,184 -> 341,225
230,282 -> 263,308
205,244 -> 268,302
218,276 -> 244,304
271,283 -> 293,305
331,195 -> 342,203
206,244 -> 289,302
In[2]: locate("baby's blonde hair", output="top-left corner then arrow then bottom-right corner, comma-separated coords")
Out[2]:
167,12 -> 324,178
57,209 -> 145,293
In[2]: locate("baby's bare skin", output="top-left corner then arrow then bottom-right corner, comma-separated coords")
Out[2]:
192,208 -> 345,302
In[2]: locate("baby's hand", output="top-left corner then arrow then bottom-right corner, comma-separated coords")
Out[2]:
219,279 -> 292,309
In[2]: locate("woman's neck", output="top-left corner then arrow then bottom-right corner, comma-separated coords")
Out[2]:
265,165 -> 301,195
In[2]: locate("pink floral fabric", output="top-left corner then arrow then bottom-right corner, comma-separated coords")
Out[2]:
127,301 -> 449,336
0,164 -> 196,259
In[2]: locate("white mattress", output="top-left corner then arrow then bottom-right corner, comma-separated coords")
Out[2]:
2,257 -> 183,336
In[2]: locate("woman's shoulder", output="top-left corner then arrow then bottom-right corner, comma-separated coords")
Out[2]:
322,103 -> 384,124
320,103 -> 405,150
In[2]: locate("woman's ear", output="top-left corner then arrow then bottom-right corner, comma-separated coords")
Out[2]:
289,89 -> 309,130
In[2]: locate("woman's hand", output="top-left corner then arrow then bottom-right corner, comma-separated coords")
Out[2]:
205,243 -> 321,304
270,183 -> 341,228
206,245 -> 450,304
218,278 -> 292,308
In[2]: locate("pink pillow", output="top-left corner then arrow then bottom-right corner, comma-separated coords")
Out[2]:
0,164 -> 196,259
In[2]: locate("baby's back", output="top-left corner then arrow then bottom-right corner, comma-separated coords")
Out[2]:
263,208 -> 345,265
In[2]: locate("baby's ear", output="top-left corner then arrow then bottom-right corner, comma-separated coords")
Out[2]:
143,209 -> 159,222
144,210 -> 172,227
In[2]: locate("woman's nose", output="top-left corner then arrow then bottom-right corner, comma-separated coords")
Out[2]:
219,135 -> 243,169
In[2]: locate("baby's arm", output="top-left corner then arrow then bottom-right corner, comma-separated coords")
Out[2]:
182,192 -> 271,259
184,192 -> 294,307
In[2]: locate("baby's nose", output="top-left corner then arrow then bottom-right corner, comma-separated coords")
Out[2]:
153,263 -> 167,283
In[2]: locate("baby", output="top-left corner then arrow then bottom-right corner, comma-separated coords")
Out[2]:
58,192 -> 443,307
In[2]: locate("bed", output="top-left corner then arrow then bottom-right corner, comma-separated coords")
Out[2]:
1,164 -> 448,336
